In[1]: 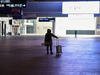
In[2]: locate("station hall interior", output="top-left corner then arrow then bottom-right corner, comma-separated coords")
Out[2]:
0,0 -> 100,37
1,0 -> 100,75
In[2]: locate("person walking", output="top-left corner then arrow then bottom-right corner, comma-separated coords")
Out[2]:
75,30 -> 77,38
45,29 -> 58,55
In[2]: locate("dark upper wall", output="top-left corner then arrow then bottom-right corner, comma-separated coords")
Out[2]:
23,2 -> 67,18
0,0 -> 98,18
28,0 -> 99,1
0,1 -> 67,18
23,2 -> 61,12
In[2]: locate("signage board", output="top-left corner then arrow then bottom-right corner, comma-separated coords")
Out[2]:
0,0 -> 26,8
62,1 -> 100,14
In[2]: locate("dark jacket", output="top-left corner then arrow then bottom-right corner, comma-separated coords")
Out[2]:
45,33 -> 58,45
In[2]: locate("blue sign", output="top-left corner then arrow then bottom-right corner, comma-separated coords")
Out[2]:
39,18 -> 55,22
94,14 -> 100,17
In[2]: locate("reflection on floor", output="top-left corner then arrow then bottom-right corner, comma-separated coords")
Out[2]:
0,36 -> 100,75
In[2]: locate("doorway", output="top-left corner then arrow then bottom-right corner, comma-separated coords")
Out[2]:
0,21 -> 6,37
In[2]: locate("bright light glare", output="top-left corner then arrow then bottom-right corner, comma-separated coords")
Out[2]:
55,14 -> 96,36
66,14 -> 96,30
55,17 -> 68,36
62,1 -> 99,14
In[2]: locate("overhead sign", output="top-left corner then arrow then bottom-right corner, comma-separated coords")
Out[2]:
0,0 -> 26,8
62,1 -> 100,14
39,18 -> 55,22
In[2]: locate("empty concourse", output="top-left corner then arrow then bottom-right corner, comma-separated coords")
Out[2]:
0,0 -> 100,75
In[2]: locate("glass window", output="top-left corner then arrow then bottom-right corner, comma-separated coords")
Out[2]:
26,25 -> 34,33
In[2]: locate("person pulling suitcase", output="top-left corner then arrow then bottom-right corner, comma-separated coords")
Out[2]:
44,29 -> 58,55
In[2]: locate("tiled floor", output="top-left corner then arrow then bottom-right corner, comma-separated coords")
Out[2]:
0,36 -> 100,75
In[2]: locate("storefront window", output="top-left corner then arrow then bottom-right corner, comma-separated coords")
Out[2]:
26,25 -> 34,33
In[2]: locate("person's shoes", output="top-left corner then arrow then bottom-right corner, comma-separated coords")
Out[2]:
50,52 -> 53,55
47,52 -> 49,55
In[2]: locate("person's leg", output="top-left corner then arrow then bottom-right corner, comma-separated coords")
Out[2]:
50,44 -> 53,54
46,45 -> 49,54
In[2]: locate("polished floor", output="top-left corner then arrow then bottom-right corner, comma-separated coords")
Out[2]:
0,36 -> 100,75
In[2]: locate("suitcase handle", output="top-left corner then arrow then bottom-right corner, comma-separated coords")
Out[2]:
56,39 -> 59,46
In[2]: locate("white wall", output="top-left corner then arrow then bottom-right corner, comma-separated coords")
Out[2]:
36,17 -> 53,35
55,14 -> 96,36
55,17 -> 68,36
66,14 -> 96,30
0,17 -> 13,34
62,1 -> 99,14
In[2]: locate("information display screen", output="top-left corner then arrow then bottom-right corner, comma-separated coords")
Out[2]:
0,0 -> 26,8
62,1 -> 100,14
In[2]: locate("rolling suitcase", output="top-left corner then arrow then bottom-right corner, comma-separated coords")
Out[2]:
56,39 -> 62,56
56,45 -> 62,53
